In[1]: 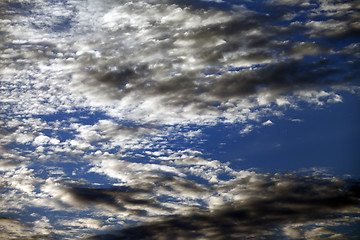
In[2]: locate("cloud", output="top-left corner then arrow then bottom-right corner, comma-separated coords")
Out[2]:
1,156 -> 360,239
58,218 -> 104,230
1,0 -> 358,128
64,0 -> 359,126
262,120 -> 274,126
89,158 -> 185,183
239,124 -> 254,135
87,174 -> 360,240
1,0 -> 359,239
1,167 -> 41,193
0,216 -> 55,239
54,184 -> 158,215
40,173 -> 210,221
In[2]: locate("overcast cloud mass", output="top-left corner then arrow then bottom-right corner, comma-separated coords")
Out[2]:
1,0 -> 360,239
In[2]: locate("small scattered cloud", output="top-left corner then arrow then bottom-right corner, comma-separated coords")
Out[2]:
262,120 -> 274,126
239,124 -> 254,135
291,118 -> 303,123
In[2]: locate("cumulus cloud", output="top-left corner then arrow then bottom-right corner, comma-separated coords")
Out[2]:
64,0 -> 359,125
1,0 -> 358,127
89,159 -> 184,182
0,217 -> 49,240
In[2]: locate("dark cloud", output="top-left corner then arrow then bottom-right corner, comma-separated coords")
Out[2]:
63,185 -> 161,217
207,58 -> 356,98
57,175 -> 208,215
0,216 -> 53,240
87,175 -> 360,240
83,55 -> 358,109
92,66 -> 148,88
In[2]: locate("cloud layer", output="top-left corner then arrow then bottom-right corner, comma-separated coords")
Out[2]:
0,0 -> 359,239
87,174 -> 360,240
69,0 -> 359,124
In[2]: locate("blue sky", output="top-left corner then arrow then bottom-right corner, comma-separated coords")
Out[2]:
203,91 -> 360,176
1,0 -> 360,239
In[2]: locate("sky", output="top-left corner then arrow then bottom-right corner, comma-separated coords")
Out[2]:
0,0 -> 360,239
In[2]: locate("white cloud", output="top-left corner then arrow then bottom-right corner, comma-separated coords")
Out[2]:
2,167 -> 41,193
89,158 -> 185,184
0,218 -> 28,239
282,226 -> 303,239
1,0 -> 356,130
304,227 -> 347,240
262,120 -> 274,126
239,124 -> 254,135
58,218 -> 103,229
33,135 -> 51,146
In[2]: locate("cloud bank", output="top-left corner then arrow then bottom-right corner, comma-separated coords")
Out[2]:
87,174 -> 360,240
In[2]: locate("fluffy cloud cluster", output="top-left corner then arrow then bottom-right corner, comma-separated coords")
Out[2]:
2,0 -> 356,125
68,0 -> 359,124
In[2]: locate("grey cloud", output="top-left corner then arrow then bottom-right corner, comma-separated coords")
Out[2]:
90,65 -> 149,89
207,58 -> 352,98
87,175 -> 360,240
64,186 -> 158,215
0,42 -> 60,70
305,19 -> 360,40
72,0 -> 359,122
288,41 -> 329,59
84,56 -> 356,110
0,158 -> 23,171
2,0 -> 358,126
46,174 -> 209,215
0,216 -> 52,240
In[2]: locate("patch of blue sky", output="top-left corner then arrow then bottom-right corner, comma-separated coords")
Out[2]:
33,109 -> 111,125
161,128 -> 203,150
176,0 -> 233,11
3,1 -> 34,15
335,216 -> 360,238
31,160 -> 83,177
31,15 -> 74,33
313,36 -> 360,53
227,64 -> 267,72
201,92 -> 360,177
